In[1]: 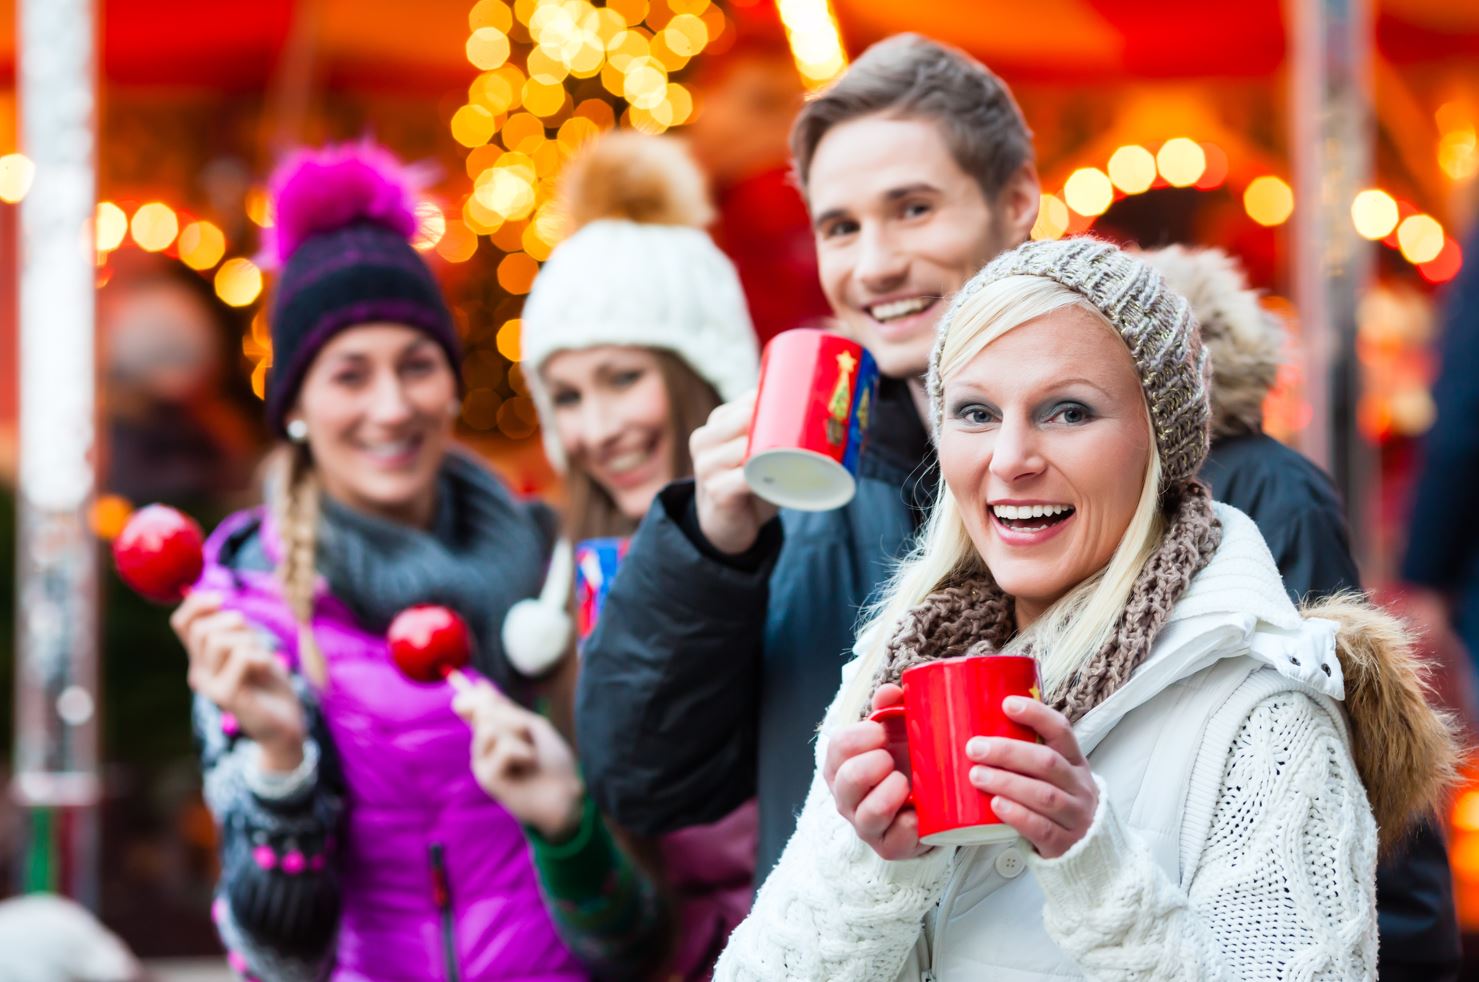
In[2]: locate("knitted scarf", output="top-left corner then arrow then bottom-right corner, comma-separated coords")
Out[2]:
313,449 -> 554,696
870,480 -> 1222,722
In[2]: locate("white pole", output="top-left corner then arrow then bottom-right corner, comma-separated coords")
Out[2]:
12,0 -> 99,904
1289,0 -> 1374,565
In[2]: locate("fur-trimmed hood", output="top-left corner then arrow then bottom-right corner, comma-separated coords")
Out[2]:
1142,246 -> 1285,440
1300,592 -> 1462,855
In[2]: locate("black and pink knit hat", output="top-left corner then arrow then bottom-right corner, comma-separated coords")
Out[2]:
263,142 -> 461,435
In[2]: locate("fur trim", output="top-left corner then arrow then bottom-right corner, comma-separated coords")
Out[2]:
560,130 -> 714,232
1141,247 -> 1284,439
1301,592 -> 1464,857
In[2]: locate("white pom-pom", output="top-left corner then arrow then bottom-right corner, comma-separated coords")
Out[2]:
501,598 -> 573,677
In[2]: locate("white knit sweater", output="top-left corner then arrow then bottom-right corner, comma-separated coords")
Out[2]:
715,686 -> 1376,981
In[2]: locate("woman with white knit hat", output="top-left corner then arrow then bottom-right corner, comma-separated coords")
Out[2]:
713,237 -> 1457,980
454,130 -> 761,981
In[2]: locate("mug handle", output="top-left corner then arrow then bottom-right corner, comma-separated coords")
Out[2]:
868,704 -> 914,806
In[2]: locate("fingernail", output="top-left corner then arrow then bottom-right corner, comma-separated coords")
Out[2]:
970,766 -> 987,784
992,796 -> 1011,813
1004,696 -> 1026,712
966,737 -> 988,757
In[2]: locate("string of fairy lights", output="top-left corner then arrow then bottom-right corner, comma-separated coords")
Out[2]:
1031,133 -> 1466,286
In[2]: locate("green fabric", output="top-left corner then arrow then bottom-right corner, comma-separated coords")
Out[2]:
525,794 -> 669,978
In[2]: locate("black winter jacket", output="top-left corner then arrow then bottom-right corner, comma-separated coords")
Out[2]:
576,378 -> 935,875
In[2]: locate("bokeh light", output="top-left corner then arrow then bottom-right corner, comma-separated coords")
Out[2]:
1063,167 -> 1114,217
94,201 -> 129,252
452,104 -> 498,148
0,153 -> 36,204
130,202 -> 179,252
498,252 -> 540,294
1156,138 -> 1207,188
467,27 -> 512,71
1397,214 -> 1445,264
470,0 -> 514,32
412,201 -> 447,251
775,0 -> 847,88
178,220 -> 227,270
1243,176 -> 1294,227
215,258 -> 264,307
436,220 -> 479,263
496,317 -> 523,361
1350,189 -> 1399,240
245,186 -> 274,227
1107,145 -> 1155,194
1030,193 -> 1069,240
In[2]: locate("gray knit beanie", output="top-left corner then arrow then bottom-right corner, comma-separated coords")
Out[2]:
926,237 -> 1211,491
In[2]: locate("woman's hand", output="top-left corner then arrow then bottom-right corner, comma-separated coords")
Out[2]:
691,391 -> 779,556
823,683 -> 928,861
170,591 -> 307,773
452,680 -> 585,842
966,696 -> 1098,859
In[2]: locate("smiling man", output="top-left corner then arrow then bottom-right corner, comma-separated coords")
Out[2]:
575,34 -> 1039,877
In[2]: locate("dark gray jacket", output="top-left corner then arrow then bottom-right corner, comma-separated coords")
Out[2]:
576,379 -> 934,874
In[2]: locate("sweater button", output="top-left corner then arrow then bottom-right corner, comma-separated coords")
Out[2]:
994,847 -> 1026,879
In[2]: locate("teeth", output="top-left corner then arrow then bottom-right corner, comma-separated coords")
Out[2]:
869,297 -> 932,322
606,451 -> 650,474
365,441 -> 415,457
992,503 -> 1071,520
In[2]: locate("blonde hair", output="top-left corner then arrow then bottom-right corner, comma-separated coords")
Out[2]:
269,443 -> 327,687
836,275 -> 1166,722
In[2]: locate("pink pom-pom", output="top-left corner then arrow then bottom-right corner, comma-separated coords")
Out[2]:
281,850 -> 307,875
264,141 -> 428,265
252,845 -> 277,871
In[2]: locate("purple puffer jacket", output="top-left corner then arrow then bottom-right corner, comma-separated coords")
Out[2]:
202,510 -> 585,982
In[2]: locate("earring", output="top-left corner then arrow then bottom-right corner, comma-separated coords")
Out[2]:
286,419 -> 309,443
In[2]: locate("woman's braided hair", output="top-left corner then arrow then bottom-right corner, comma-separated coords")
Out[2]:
271,444 -> 327,686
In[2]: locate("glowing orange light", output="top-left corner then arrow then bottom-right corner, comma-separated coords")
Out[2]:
0,153 -> 36,204
1063,168 -> 1114,217
95,201 -> 129,252
1243,176 -> 1294,227
130,202 -> 180,252
498,252 -> 540,295
178,220 -> 227,270
496,317 -> 523,361
215,258 -> 264,307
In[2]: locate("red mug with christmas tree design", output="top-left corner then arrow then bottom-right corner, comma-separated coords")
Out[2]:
870,655 -> 1042,846
743,329 -> 879,511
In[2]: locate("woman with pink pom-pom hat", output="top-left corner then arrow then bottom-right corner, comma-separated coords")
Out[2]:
169,142 -> 664,980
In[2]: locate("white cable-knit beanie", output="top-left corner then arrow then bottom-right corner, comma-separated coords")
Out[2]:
521,131 -> 759,471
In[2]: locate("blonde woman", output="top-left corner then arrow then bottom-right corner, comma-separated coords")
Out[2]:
715,238 -> 1457,981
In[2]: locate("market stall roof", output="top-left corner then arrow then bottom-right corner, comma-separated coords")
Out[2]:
0,0 -> 1473,91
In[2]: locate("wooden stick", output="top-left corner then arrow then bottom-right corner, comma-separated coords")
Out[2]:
443,666 -> 472,693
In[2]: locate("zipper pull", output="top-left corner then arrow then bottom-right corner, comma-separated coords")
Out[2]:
428,842 -> 460,982
428,842 -> 451,909
922,972 -> 938,982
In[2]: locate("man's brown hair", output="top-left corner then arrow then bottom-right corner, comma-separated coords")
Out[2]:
789,33 -> 1034,203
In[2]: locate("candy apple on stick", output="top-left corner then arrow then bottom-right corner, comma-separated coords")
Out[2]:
111,504 -> 205,603
387,604 -> 473,693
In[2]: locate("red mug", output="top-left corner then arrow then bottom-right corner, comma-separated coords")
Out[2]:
743,329 -> 879,511
869,655 -> 1042,846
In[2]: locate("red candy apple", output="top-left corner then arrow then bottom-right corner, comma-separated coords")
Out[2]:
387,605 -> 472,686
112,504 -> 205,604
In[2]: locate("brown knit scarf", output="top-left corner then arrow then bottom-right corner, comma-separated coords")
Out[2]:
869,481 -> 1223,723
